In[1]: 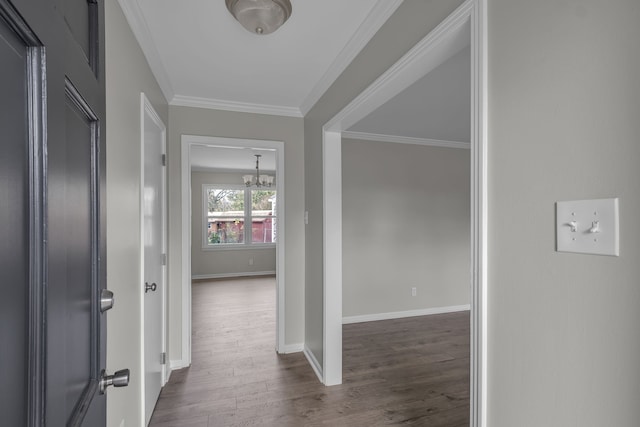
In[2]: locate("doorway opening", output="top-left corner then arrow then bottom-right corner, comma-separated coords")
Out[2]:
179,136 -> 287,369
321,0 -> 487,426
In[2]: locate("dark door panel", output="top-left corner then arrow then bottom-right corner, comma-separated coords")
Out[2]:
62,0 -> 98,73
57,81 -> 101,425
1,0 -> 108,425
0,12 -> 29,427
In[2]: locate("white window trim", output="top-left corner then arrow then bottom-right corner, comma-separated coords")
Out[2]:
201,183 -> 277,250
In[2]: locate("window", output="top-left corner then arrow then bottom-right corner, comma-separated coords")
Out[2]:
203,185 -> 277,248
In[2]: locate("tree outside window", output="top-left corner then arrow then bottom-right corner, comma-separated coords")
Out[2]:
204,186 -> 277,247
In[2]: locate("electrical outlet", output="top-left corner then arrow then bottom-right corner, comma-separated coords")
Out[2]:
411,287 -> 417,297
249,258 -> 254,266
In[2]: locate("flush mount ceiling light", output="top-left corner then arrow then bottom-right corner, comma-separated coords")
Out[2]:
243,154 -> 274,187
225,0 -> 292,35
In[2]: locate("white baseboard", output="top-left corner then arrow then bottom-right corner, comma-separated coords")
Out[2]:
164,367 -> 172,384
279,343 -> 304,354
192,271 -> 276,280
303,345 -> 323,383
169,359 -> 190,371
342,304 -> 470,324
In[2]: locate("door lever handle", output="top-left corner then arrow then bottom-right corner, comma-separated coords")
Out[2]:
100,289 -> 114,312
99,368 -> 130,394
145,282 -> 157,293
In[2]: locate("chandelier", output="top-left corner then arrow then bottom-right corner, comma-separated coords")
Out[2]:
225,0 -> 292,35
243,154 -> 274,187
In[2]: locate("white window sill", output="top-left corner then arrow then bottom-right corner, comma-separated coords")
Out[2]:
201,244 -> 276,252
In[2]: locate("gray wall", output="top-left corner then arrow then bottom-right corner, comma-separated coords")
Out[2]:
105,1 -> 168,426
487,0 -> 640,425
304,0 -> 466,369
342,139 -> 469,318
105,0 -> 640,424
307,0 -> 640,423
191,171 -> 276,277
168,106 -> 305,359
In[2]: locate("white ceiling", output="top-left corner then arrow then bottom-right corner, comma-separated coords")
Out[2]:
120,0 -> 403,116
121,0 -> 471,171
190,145 -> 276,173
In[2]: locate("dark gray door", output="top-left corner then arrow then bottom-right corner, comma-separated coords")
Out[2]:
0,0 -> 119,425
0,6 -> 32,426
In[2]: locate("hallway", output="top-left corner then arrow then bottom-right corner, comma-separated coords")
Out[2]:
149,277 -> 469,426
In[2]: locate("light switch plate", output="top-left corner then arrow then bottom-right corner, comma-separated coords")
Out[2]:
556,198 -> 619,256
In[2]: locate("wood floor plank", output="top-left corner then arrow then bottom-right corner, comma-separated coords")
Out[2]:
149,277 -> 470,426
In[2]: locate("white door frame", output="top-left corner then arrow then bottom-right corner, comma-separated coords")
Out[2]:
180,135 -> 287,366
140,93 -> 168,425
321,0 -> 487,426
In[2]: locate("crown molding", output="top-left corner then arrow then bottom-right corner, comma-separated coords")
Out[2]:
341,131 -> 470,149
324,2 -> 472,132
171,95 -> 303,118
298,0 -> 403,116
117,0 -> 175,102
118,0 -> 401,118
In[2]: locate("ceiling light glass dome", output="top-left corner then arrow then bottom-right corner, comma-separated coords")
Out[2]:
225,0 -> 292,35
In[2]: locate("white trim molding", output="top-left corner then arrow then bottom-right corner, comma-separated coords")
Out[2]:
299,0 -> 403,115
280,343 -> 304,354
323,5 -> 471,132
342,131 -> 470,149
321,1 -> 487,426
169,359 -> 189,371
322,130 -> 343,387
117,0 -> 174,102
303,345 -> 324,384
469,1 -> 488,425
180,141 -> 192,368
171,95 -> 302,118
192,271 -> 276,280
343,305 -> 471,325
200,244 -> 276,252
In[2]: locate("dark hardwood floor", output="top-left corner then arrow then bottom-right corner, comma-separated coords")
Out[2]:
149,277 -> 470,426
